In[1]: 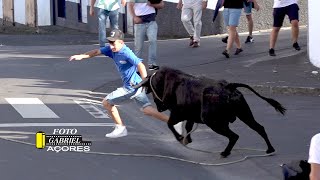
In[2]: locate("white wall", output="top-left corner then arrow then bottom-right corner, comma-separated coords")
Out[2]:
0,0 -> 3,19
14,0 -> 26,24
309,0 -> 320,68
37,0 -> 51,26
81,0 -> 88,23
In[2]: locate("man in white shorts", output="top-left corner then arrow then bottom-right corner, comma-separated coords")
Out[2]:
69,29 -> 182,138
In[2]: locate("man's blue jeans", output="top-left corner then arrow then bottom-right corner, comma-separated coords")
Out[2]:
98,8 -> 119,47
134,21 -> 158,66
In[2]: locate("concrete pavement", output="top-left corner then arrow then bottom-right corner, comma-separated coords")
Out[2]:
1,26 -> 319,180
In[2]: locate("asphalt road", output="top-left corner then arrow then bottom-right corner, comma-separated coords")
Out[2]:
0,27 -> 319,180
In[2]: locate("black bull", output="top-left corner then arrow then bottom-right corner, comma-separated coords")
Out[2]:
134,67 -> 286,157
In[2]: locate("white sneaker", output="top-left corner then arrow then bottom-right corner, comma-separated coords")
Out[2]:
105,125 -> 128,138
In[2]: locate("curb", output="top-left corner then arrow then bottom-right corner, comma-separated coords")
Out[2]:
244,85 -> 320,96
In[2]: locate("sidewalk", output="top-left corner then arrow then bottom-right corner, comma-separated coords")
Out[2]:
1,26 -> 319,96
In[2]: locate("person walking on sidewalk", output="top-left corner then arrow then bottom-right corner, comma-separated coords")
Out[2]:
69,29 -> 179,138
127,0 -> 164,70
221,0 -> 260,44
309,133 -> 320,180
90,0 -> 126,47
176,0 -> 207,48
269,0 -> 301,56
243,0 -> 260,43
221,0 -> 243,58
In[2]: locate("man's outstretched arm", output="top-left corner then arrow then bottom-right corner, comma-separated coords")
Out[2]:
69,49 -> 101,61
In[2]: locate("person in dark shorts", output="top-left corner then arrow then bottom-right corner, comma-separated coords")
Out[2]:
269,0 -> 301,56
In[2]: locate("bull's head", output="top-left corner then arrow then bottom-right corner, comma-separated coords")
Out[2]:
133,71 -> 169,112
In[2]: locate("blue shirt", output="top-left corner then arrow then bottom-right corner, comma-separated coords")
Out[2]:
100,45 -> 143,90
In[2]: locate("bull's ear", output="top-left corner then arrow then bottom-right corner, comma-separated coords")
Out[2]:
132,76 -> 150,89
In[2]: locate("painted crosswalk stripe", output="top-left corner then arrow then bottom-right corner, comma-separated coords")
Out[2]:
5,98 -> 59,118
74,99 -> 110,118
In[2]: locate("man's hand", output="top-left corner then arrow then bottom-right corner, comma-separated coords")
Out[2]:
69,55 -> 85,61
133,16 -> 142,24
121,0 -> 126,6
254,3 -> 260,11
89,6 -> 95,16
202,1 -> 207,10
249,0 -> 260,11
176,2 -> 183,9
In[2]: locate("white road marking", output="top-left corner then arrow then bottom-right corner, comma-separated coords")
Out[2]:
243,49 -> 306,67
74,99 -> 110,119
0,135 -> 29,139
5,98 -> 59,118
0,123 -> 114,127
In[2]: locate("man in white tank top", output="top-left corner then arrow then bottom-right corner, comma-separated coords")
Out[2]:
127,0 -> 164,71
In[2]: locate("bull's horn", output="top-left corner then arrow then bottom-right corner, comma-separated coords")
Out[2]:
132,77 -> 149,89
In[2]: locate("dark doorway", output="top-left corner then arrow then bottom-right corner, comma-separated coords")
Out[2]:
57,0 -> 66,18
52,0 -> 56,25
78,0 -> 82,22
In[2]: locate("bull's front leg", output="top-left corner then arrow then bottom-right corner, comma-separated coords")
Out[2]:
183,121 -> 194,145
167,121 -> 184,143
167,111 -> 184,143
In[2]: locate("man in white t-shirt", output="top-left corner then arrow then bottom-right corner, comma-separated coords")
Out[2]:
269,0 -> 301,56
90,0 -> 126,47
176,0 -> 207,48
309,133 -> 320,180
127,0 -> 164,71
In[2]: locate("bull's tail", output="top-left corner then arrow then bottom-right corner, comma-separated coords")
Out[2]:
227,83 -> 286,115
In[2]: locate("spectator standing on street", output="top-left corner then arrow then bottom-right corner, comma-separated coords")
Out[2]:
127,0 -> 164,70
90,0 -> 126,47
221,0 -> 243,58
222,0 -> 260,44
269,0 -> 301,56
243,0 -> 260,43
69,29 -> 182,138
309,133 -> 320,180
176,0 -> 207,48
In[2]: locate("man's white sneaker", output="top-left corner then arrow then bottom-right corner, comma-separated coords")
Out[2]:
105,125 -> 127,138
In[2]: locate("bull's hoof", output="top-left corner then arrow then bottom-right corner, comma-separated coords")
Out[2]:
266,147 -> 276,155
186,136 -> 192,144
220,151 -> 231,158
181,136 -> 192,145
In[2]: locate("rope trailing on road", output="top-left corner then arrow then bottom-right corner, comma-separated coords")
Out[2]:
0,130 -> 275,166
